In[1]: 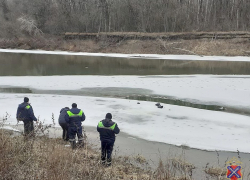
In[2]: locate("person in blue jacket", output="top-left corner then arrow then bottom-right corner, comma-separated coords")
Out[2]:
65,103 -> 86,149
58,107 -> 70,141
16,97 -> 37,138
97,113 -> 120,167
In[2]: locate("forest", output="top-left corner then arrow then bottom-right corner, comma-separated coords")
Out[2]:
0,0 -> 250,37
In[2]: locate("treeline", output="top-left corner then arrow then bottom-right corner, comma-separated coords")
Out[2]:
0,0 -> 250,37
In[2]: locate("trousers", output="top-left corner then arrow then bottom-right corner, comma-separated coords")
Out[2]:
59,122 -> 69,141
101,140 -> 114,163
23,120 -> 34,137
68,126 -> 83,141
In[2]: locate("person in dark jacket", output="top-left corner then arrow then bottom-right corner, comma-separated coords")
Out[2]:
65,103 -> 86,149
16,97 -> 37,138
97,113 -> 120,166
58,107 -> 70,141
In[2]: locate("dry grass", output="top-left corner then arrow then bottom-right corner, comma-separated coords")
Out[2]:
204,166 -> 227,180
0,126 -> 200,180
204,166 -> 227,177
0,112 -> 234,180
0,114 -> 234,180
0,129 -> 151,180
0,32 -> 250,56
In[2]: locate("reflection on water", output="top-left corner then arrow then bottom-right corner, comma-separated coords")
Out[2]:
1,52 -> 250,75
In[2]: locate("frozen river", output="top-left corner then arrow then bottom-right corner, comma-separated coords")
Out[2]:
0,49 -> 250,178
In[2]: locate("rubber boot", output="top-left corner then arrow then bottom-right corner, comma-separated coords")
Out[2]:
78,140 -> 84,148
101,160 -> 106,166
106,158 -> 112,167
70,141 -> 76,149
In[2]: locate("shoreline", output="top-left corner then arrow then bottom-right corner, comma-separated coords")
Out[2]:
1,48 -> 250,62
1,36 -> 250,56
6,124 -> 250,178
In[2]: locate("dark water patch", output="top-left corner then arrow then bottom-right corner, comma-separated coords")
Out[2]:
36,87 -> 224,112
166,115 -> 188,120
213,76 -> 250,79
1,52 -> 250,75
95,99 -> 107,102
35,87 -> 231,113
108,104 -> 128,110
126,95 -> 225,111
79,87 -> 153,97
1,86 -> 249,115
34,87 -> 153,97
140,75 -> 196,78
0,87 -> 32,93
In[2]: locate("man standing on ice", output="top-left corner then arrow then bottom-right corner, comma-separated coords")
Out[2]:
16,97 -> 37,138
65,103 -> 86,149
97,113 -> 120,167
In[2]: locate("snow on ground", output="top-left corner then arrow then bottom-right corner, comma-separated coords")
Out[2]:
0,125 -> 20,132
1,48 -> 250,62
0,75 -> 250,108
0,93 -> 250,153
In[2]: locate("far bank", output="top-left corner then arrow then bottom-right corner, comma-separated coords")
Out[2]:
1,32 -> 250,56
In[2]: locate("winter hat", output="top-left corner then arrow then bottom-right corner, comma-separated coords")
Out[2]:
105,113 -> 112,119
24,97 -> 29,102
72,103 -> 77,108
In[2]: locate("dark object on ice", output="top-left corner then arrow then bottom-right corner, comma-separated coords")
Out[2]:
219,107 -> 226,111
155,102 -> 160,107
137,102 -> 140,104
158,105 -> 163,108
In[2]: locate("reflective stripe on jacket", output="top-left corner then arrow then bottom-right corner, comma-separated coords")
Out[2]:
97,118 -> 120,142
65,108 -> 85,127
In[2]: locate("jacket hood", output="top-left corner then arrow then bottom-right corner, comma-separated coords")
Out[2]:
102,118 -> 114,127
18,102 -> 29,109
60,107 -> 69,113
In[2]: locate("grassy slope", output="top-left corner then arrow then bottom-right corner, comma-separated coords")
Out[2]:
0,128 -> 229,180
0,129 -> 199,180
0,32 -> 250,56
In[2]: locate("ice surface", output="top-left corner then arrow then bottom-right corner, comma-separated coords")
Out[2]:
1,93 -> 250,153
1,48 -> 250,61
0,75 -> 249,108
0,125 -> 20,132
0,48 -> 249,152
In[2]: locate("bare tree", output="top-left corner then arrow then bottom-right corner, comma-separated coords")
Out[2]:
1,0 -> 250,36
17,16 -> 43,36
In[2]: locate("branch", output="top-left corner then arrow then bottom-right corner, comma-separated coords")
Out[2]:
158,38 -> 203,57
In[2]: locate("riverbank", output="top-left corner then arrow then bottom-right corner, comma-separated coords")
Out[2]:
3,125 -> 250,179
0,127 -> 154,180
0,33 -> 250,56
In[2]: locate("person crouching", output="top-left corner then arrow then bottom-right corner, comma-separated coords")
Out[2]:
58,107 -> 70,141
97,113 -> 120,167
65,103 -> 86,149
